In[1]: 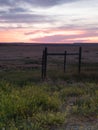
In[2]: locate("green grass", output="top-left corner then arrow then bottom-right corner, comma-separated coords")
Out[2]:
0,69 -> 41,86
0,78 -> 98,129
0,64 -> 98,129
72,83 -> 98,117
0,80 -> 66,129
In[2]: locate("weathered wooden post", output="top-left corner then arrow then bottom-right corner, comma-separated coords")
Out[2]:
44,47 -> 48,79
78,47 -> 82,73
64,51 -> 67,73
42,50 -> 45,79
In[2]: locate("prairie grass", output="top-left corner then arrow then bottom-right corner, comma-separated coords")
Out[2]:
0,62 -> 98,129
0,76 -> 98,129
0,80 -> 66,129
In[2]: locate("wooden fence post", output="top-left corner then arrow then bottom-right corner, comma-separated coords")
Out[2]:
44,47 -> 47,79
78,47 -> 82,73
64,51 -> 67,73
41,50 -> 45,79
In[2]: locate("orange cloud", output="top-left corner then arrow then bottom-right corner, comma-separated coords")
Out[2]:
0,29 -> 35,42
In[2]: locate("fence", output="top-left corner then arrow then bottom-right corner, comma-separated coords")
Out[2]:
41,47 -> 82,79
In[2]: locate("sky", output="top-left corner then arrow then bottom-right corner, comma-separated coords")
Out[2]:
0,0 -> 98,43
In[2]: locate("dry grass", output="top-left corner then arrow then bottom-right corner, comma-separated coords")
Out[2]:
0,44 -> 98,72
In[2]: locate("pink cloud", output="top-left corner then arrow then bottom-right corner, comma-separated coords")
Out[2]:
0,28 -> 98,43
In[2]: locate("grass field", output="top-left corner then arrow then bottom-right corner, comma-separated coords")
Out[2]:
0,44 -> 98,130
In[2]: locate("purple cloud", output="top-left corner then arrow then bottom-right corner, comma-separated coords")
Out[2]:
0,13 -> 50,23
0,0 -> 79,7
30,30 -> 98,43
30,34 -> 66,43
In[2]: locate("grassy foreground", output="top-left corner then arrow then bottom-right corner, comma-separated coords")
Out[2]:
0,69 -> 98,130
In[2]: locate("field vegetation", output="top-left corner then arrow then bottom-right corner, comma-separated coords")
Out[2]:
0,44 -> 98,129
0,67 -> 98,130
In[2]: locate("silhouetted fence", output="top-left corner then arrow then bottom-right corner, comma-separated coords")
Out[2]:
41,47 -> 82,79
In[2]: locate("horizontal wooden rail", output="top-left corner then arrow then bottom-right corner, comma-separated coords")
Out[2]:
47,53 -> 64,56
47,53 -> 79,56
67,53 -> 79,55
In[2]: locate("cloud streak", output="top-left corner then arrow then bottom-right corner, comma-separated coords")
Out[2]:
0,0 -> 79,7
0,13 -> 47,23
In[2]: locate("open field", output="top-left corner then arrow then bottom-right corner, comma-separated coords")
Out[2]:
0,44 -> 98,70
0,44 -> 98,61
0,43 -> 98,130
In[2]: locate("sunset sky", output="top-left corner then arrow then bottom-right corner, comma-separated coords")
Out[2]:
0,0 -> 98,43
